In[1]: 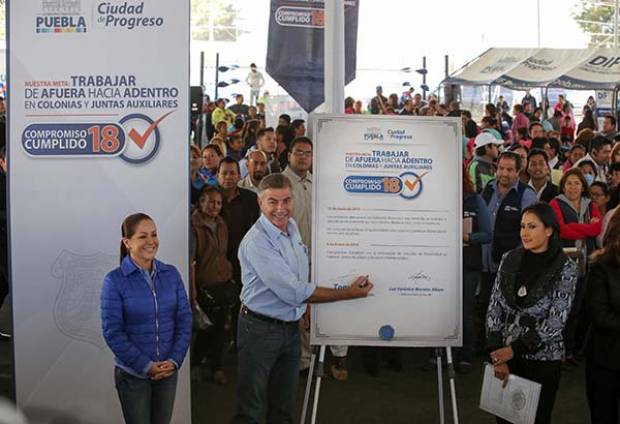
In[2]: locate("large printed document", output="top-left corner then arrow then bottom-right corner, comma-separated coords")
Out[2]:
311,115 -> 462,347
480,364 -> 541,424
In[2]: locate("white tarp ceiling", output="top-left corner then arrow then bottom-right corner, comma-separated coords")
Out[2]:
444,48 -> 620,90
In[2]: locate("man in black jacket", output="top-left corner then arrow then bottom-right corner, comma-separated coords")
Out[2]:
477,152 -> 537,349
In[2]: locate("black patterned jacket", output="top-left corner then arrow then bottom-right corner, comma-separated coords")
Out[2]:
486,247 -> 578,361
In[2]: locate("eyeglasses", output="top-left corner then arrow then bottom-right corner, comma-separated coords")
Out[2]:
292,150 -> 312,157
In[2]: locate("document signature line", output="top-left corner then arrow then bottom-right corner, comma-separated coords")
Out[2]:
370,244 -> 449,248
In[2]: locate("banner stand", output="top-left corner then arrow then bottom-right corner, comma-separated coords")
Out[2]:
300,348 -> 317,423
301,346 -> 460,424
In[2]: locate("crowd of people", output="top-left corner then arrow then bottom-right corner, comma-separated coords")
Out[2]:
142,87 -> 620,423
458,91 -> 620,424
185,87 -> 620,423
96,85 -> 620,424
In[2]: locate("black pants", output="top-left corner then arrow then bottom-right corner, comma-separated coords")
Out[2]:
192,282 -> 237,372
497,358 -> 561,424
456,269 -> 479,362
586,359 -> 620,424
563,276 -> 587,355
0,230 -> 8,310
0,272 -> 8,310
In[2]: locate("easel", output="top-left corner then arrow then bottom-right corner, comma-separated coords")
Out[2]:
300,345 -> 460,424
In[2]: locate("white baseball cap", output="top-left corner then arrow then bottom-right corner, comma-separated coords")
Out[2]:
474,132 -> 502,149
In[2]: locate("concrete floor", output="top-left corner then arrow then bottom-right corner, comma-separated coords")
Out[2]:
191,347 -> 591,424
0,299 -> 593,423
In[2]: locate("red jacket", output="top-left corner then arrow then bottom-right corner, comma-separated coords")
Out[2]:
549,198 -> 602,240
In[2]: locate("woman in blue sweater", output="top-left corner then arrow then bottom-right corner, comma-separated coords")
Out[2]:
101,213 -> 192,424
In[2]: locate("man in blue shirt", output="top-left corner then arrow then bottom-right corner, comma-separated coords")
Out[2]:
233,173 -> 372,424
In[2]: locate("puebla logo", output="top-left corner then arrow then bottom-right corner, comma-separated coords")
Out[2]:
36,0 -> 87,34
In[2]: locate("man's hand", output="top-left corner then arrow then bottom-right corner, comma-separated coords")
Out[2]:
347,276 -> 373,299
302,304 -> 311,330
493,363 -> 510,388
591,217 -> 600,224
305,276 -> 374,303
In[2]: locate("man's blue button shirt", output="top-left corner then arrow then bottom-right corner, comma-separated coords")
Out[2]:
239,215 -> 315,321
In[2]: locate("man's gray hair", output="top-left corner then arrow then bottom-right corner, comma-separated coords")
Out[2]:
258,173 -> 292,195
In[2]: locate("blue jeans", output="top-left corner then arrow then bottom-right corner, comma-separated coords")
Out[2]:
233,312 -> 301,424
114,367 -> 178,424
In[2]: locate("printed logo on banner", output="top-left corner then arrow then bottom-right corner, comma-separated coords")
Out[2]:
36,0 -> 87,34
275,6 -> 324,28
588,55 -> 620,69
364,127 -> 384,141
343,171 -> 430,199
363,127 -> 413,142
52,250 -> 117,348
94,1 -> 165,30
21,110 -> 175,164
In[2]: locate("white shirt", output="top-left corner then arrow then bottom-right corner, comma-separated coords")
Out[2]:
528,179 -> 549,201
282,167 -> 312,251
245,70 -> 265,89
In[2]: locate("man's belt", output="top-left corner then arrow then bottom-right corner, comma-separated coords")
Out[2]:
240,305 -> 299,327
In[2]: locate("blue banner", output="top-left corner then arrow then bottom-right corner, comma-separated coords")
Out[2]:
266,0 -> 359,113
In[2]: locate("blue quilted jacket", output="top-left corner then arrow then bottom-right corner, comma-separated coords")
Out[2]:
101,256 -> 192,377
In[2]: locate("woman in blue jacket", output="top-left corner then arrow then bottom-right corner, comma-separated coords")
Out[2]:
101,213 -> 192,424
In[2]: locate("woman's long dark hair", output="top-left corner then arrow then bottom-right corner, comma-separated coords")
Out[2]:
521,202 -> 562,255
120,213 -> 153,263
462,163 -> 475,194
592,210 -> 620,266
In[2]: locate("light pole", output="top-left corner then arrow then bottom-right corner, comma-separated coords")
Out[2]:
537,0 -> 541,47
615,0 -> 618,48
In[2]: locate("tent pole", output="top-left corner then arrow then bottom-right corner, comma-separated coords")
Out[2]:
324,0 -> 345,114
613,85 -> 619,125
543,86 -> 549,120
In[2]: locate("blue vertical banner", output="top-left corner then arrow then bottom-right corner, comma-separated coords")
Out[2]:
266,0 -> 359,113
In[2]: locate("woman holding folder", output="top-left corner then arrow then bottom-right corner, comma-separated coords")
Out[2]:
486,202 -> 577,424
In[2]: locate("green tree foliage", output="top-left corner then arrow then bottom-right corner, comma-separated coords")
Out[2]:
573,1 -> 617,47
192,0 -> 240,42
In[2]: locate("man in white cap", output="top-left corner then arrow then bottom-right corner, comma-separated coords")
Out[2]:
468,132 -> 503,193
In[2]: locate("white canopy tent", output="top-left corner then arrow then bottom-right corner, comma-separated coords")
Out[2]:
444,48 -> 620,90
443,47 -> 620,117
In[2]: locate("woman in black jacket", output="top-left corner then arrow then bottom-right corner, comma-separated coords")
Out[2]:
585,212 -> 620,424
486,202 -> 577,424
